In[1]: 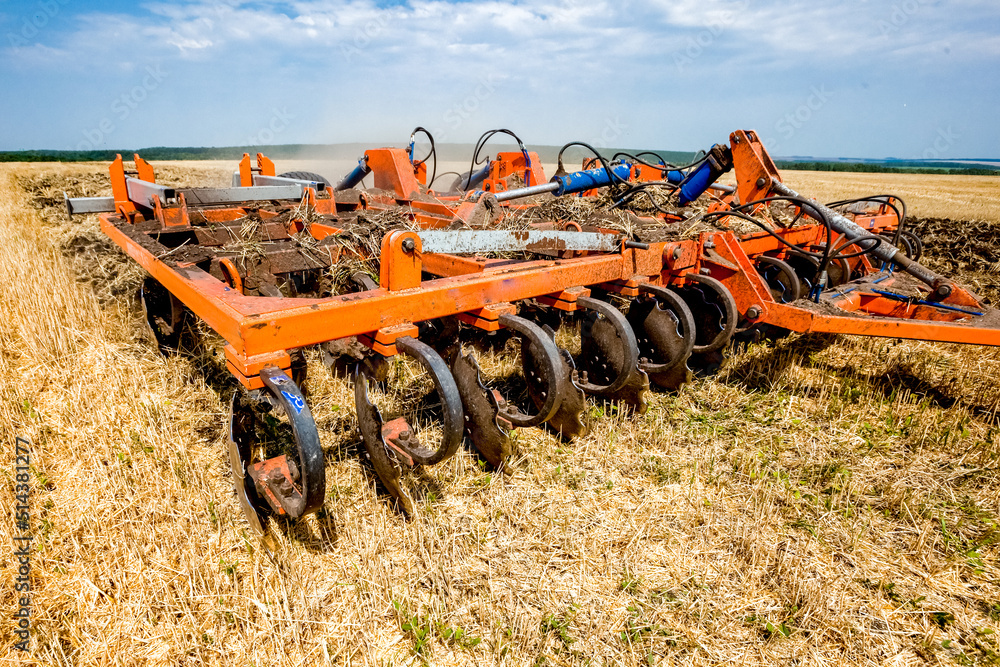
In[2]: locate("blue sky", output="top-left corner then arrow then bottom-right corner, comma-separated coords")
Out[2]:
2,0 -> 998,158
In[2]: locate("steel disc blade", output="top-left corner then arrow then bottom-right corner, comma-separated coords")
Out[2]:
579,304 -> 648,413
140,276 -> 186,353
501,314 -> 564,428
756,256 -> 802,303
448,348 -> 511,469
524,339 -> 588,440
354,366 -> 415,516
632,284 -> 696,376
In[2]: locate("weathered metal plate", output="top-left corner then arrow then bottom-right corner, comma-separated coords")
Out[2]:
252,174 -> 327,192
418,230 -> 619,254
65,195 -> 116,215
181,185 -> 312,206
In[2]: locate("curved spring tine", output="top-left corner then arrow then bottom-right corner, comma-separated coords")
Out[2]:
227,393 -> 269,534
448,346 -> 512,470
497,314 -> 564,428
258,366 -> 326,518
388,337 -> 465,466
634,284 -> 697,375
354,365 -> 415,516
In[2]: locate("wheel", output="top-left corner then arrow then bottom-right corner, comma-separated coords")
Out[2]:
277,171 -> 331,186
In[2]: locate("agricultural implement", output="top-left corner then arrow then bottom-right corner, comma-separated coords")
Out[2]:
66,128 -> 1000,533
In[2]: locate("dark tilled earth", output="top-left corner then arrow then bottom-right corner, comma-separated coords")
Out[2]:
910,217 -> 1000,304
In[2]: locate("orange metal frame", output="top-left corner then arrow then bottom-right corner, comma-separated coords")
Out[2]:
98,131 -> 1000,390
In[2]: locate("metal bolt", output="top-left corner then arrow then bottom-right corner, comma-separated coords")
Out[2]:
704,241 -> 715,250
398,430 -> 410,440
401,238 -> 416,253
700,268 -> 711,276
672,247 -> 682,260
746,306 -> 761,320
756,177 -> 768,189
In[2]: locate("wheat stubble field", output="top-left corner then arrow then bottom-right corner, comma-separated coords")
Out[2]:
1,162 -> 999,666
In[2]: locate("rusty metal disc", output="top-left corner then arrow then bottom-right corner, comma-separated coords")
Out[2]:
673,276 -> 738,377
576,297 -> 648,413
631,284 -> 696,375
674,275 -> 737,354
784,252 -> 822,294
900,230 -> 923,261
447,347 -> 512,469
522,331 -> 588,440
497,314 -> 564,428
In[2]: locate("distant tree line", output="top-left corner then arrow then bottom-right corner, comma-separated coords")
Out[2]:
0,145 -> 336,163
1,147 -> 997,176
776,161 -> 999,176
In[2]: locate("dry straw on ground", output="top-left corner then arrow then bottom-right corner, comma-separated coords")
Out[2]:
1,162 -> 998,666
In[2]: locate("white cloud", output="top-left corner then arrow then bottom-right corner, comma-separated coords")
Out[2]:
1,0 -> 998,156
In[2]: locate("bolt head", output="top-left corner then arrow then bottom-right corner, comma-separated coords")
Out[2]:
746,306 -> 761,320
401,238 -> 416,253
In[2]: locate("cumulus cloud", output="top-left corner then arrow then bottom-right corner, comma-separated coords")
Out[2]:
0,0 -> 997,156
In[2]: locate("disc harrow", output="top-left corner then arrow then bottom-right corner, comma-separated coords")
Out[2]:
67,127 -> 1000,534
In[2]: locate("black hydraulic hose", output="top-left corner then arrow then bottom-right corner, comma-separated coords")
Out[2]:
825,194 -> 908,252
705,195 -> 834,288
409,126 -> 437,190
609,180 -> 681,214
429,171 -> 461,189
612,151 -> 669,170
467,129 -> 529,190
555,141 -> 629,188
612,149 -> 709,171
828,234 -> 886,260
